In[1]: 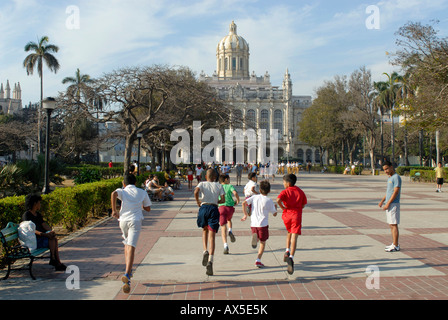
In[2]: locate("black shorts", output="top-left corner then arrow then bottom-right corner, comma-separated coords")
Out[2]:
197,204 -> 220,233
437,178 -> 444,185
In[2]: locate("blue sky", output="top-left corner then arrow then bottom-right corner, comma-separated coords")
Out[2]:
1,0 -> 448,105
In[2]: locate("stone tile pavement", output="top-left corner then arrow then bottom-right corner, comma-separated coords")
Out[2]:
1,171 -> 448,301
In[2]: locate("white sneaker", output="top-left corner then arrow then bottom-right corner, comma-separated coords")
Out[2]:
385,244 -> 400,252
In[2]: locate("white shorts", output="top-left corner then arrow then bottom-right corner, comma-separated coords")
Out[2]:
119,220 -> 142,248
386,203 -> 400,225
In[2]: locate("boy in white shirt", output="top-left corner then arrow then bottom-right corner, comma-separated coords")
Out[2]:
244,172 -> 258,215
111,174 -> 152,294
194,169 -> 226,275
241,180 -> 277,268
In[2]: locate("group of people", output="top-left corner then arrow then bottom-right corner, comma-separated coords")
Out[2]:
15,158 -> 410,295
194,169 -> 307,276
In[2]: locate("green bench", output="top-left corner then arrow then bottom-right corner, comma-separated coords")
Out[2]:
0,222 -> 50,280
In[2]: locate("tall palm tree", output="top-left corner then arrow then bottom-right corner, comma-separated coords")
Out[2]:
374,72 -> 403,165
23,36 -> 60,154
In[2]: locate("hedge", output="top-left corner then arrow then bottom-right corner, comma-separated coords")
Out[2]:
409,169 -> 448,182
0,178 -> 123,232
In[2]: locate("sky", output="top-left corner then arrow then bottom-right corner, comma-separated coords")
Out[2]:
1,0 -> 448,106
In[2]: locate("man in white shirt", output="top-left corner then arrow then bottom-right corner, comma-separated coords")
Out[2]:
194,169 -> 225,276
111,174 -> 152,293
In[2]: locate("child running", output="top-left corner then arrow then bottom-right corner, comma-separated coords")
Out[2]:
244,172 -> 259,213
111,174 -> 152,293
241,180 -> 277,268
194,169 -> 225,276
218,174 -> 240,254
276,174 -> 307,275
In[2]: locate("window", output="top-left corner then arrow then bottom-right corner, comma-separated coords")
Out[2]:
297,149 -> 304,162
274,109 -> 283,139
246,109 -> 256,129
233,110 -> 243,129
260,110 -> 269,135
232,58 -> 236,70
225,58 -> 228,70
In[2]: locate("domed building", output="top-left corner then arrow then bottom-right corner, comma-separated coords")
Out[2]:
200,21 -> 320,165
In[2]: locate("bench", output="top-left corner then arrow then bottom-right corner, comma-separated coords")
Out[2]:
0,222 -> 50,280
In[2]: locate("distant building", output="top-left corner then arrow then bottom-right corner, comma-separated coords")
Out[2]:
0,80 -> 22,115
200,21 -> 319,163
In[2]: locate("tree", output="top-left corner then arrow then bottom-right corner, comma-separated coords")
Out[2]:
59,65 -> 230,173
393,21 -> 448,128
62,68 -> 94,99
23,36 -> 60,154
347,66 -> 378,174
298,76 -> 351,165
374,71 -> 403,165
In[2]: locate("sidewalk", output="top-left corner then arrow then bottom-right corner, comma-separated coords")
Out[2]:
1,171 -> 448,300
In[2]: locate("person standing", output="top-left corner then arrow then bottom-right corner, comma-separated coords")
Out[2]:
111,174 -> 152,294
378,161 -> 402,252
194,169 -> 225,276
435,162 -> 445,192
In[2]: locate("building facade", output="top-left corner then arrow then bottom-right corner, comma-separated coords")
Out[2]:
0,80 -> 22,115
200,21 -> 319,164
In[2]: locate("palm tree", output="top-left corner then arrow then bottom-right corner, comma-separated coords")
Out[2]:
374,72 -> 403,165
23,36 -> 60,154
62,68 -> 94,100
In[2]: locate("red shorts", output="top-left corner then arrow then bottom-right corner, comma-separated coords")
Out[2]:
218,206 -> 235,226
251,226 -> 269,242
188,175 -> 193,181
282,212 -> 302,235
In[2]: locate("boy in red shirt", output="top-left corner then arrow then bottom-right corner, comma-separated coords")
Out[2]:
276,174 -> 307,275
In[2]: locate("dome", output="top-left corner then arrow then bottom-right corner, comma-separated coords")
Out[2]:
216,21 -> 250,79
217,21 -> 249,52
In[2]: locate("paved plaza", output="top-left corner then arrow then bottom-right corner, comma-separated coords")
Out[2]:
1,171 -> 448,300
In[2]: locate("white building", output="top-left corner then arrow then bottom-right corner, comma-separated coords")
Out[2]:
200,21 -> 319,164
0,80 -> 22,115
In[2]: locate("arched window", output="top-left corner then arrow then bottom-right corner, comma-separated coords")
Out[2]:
315,149 -> 320,163
306,149 -> 312,162
274,109 -> 283,139
233,109 -> 243,129
246,109 -> 256,129
297,149 -> 304,162
260,110 -> 269,135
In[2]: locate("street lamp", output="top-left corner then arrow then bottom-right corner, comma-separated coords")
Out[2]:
161,143 -> 165,170
42,97 -> 57,194
136,133 -> 143,176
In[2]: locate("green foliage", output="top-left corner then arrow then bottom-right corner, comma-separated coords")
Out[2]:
396,166 -> 434,175
73,167 -> 102,185
410,168 -> 447,182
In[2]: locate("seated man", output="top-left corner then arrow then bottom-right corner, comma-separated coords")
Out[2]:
22,194 -> 67,271
145,175 -> 164,201
164,169 -> 180,189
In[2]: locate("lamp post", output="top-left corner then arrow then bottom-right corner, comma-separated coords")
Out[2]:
42,97 -> 57,194
136,133 -> 143,176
